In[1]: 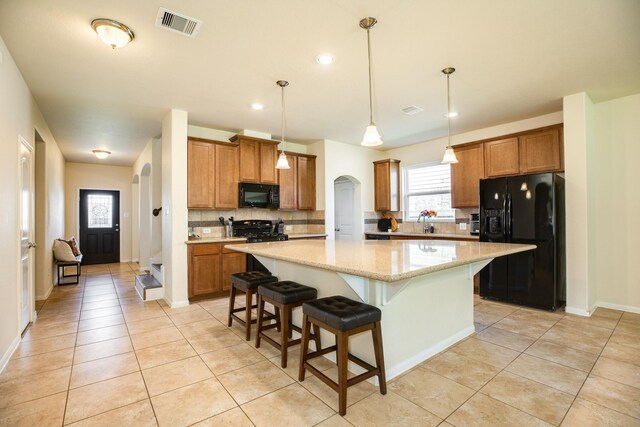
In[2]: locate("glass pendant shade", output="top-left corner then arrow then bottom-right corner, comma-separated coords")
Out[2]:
441,147 -> 458,164
275,151 -> 290,169
361,124 -> 383,147
91,19 -> 134,49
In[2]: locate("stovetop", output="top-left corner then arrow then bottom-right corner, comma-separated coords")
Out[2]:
232,220 -> 288,242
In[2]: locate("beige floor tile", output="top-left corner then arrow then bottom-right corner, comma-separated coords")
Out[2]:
473,310 -> 505,326
142,356 -> 213,396
480,371 -> 574,425
591,356 -> 640,389
620,312 -> 640,325
450,337 -> 520,369
601,340 -> 640,367
186,329 -> 243,354
0,391 -> 67,427
540,325 -> 607,354
130,326 -> 183,350
74,336 -> 133,364
592,307 -> 624,321
135,339 -> 197,370
79,306 -> 122,320
615,321 -> 640,336
151,378 -> 237,427
32,311 -> 81,326
66,399 -> 157,427
269,346 -> 335,379
126,315 -> 173,335
0,348 -> 74,382
448,393 -> 551,427
474,322 -> 490,332
578,375 -> 640,419
506,354 -> 588,395
81,298 -> 121,311
163,303 -> 205,315
475,302 -> 519,318
316,414 -> 356,426
218,360 -> 295,405
300,365 -> 377,412
609,330 -> 640,351
65,371 -> 148,424
344,390 -> 441,427
78,313 -> 125,331
421,350 -> 501,390
12,333 -> 76,358
561,398 -> 639,427
559,314 -> 619,331
70,352 -> 140,388
168,308 -> 213,326
526,339 -> 599,372
200,342 -> 266,375
0,367 -> 71,409
508,307 -> 564,324
493,316 -> 552,339
475,326 -> 536,352
191,407 -> 253,427
389,369 -> 474,419
76,323 -> 129,346
81,293 -> 119,303
242,383 -> 334,426
123,306 -> 167,322
23,320 -> 77,341
177,318 -> 227,338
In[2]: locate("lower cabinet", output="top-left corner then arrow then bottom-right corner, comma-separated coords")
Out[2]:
188,243 -> 246,298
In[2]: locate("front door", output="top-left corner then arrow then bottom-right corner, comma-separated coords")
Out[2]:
19,137 -> 35,332
79,190 -> 120,265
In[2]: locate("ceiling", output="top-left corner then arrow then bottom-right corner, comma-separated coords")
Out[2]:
1,0 -> 639,166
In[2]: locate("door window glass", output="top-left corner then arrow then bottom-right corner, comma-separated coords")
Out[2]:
88,194 -> 113,228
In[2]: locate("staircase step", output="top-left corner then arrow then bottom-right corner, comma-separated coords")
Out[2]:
135,274 -> 163,301
151,263 -> 162,272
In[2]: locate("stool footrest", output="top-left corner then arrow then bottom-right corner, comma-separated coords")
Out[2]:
305,345 -> 337,359
231,310 -> 275,326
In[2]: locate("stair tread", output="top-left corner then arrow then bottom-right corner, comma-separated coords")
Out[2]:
151,263 -> 162,271
136,274 -> 162,289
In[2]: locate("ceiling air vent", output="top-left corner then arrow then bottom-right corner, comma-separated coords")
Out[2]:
401,105 -> 424,116
156,7 -> 202,38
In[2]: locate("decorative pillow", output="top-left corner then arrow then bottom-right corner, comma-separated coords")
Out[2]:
65,236 -> 81,256
53,239 -> 77,262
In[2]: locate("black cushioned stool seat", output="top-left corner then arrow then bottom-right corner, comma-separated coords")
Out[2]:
228,271 -> 279,341
255,281 -> 321,368
299,295 -> 386,416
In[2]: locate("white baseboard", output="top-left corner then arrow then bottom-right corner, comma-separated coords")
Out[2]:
596,301 -> 640,315
565,306 -> 592,317
36,284 -> 53,301
169,299 -> 190,309
0,334 -> 21,375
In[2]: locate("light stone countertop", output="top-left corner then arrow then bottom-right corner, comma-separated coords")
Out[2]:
365,231 -> 479,240
185,233 -> 327,245
224,240 -> 535,282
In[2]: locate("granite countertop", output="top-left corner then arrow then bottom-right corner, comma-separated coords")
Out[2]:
185,233 -> 327,245
365,231 -> 479,240
224,240 -> 535,282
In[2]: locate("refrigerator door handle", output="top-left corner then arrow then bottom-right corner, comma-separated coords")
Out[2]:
502,194 -> 507,239
507,193 -> 513,239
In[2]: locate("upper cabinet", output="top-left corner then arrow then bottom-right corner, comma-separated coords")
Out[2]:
278,153 -> 316,211
484,137 -> 520,177
213,143 -> 239,209
451,143 -> 485,208
232,135 -> 279,184
518,128 -> 563,173
374,159 -> 400,212
187,138 -> 238,210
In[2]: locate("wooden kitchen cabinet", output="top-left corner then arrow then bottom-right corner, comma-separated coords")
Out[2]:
374,159 -> 400,212
213,143 -> 239,209
278,156 -> 297,210
221,249 -> 247,292
297,155 -> 316,210
451,143 -> 485,208
484,137 -> 520,177
260,142 -> 279,184
519,128 -> 563,173
188,244 -> 222,297
187,139 -> 215,208
233,135 -> 280,184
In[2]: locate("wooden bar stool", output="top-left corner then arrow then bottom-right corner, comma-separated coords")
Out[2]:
299,295 -> 386,416
255,281 -> 321,368
228,271 -> 279,341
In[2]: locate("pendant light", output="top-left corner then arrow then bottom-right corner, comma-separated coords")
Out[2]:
360,17 -> 383,147
441,67 -> 459,164
275,80 -> 291,170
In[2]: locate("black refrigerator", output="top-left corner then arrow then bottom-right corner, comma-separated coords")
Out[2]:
479,173 -> 566,311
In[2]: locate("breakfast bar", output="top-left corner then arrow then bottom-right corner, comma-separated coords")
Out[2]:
226,239 -> 535,380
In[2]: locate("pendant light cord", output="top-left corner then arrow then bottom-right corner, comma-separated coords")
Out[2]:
367,28 -> 374,125
446,73 -> 451,149
280,84 -> 286,153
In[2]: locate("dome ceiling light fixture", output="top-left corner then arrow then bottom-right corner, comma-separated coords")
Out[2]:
275,80 -> 291,170
91,18 -> 135,49
92,149 -> 111,159
359,17 -> 383,147
440,67 -> 459,164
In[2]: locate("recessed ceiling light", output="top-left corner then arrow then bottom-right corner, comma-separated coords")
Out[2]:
316,54 -> 334,65
251,103 -> 264,110
92,149 -> 111,159
444,111 -> 459,118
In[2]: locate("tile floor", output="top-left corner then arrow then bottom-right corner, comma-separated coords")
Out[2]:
1,263 -> 639,426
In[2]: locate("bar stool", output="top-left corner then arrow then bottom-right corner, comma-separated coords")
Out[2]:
255,281 -> 321,368
228,271 -> 279,341
299,295 -> 386,416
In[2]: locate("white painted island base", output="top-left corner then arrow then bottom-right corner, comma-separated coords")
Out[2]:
255,255 -> 491,381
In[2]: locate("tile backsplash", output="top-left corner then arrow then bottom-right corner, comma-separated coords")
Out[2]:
363,208 -> 478,235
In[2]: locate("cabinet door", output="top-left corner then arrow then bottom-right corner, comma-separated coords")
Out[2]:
238,138 -> 260,183
260,143 -> 279,184
188,244 -> 221,297
519,128 -> 563,173
374,161 -> 390,211
214,144 -> 239,209
484,137 -> 519,177
221,251 -> 247,291
297,156 -> 316,210
278,155 -> 297,210
187,140 -> 214,208
451,143 -> 485,208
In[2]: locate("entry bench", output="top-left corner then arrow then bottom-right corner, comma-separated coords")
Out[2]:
56,254 -> 82,285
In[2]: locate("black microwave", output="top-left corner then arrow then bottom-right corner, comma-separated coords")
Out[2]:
239,183 -> 280,209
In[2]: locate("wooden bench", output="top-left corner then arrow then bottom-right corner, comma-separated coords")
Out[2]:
56,254 -> 82,285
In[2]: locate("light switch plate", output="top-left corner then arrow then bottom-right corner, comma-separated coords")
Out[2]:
285,225 -> 292,231
459,223 -> 467,230
203,228 -> 211,234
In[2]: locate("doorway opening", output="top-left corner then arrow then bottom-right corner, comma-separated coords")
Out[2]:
18,135 -> 35,333
333,176 -> 362,240
79,189 -> 121,265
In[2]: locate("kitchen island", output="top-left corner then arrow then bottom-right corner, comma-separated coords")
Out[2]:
226,239 -> 535,380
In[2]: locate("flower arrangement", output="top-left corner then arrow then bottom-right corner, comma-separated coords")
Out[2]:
420,209 -> 438,218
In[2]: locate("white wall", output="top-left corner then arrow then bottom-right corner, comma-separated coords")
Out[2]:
0,35 -> 65,370
64,163 -> 133,262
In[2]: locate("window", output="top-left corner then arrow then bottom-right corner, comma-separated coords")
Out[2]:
87,194 -> 113,228
404,162 -> 454,220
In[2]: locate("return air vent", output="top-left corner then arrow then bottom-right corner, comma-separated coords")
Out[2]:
400,105 -> 424,116
156,7 -> 202,38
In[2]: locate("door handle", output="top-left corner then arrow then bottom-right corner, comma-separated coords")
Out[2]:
335,228 -> 340,232
28,242 -> 37,249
